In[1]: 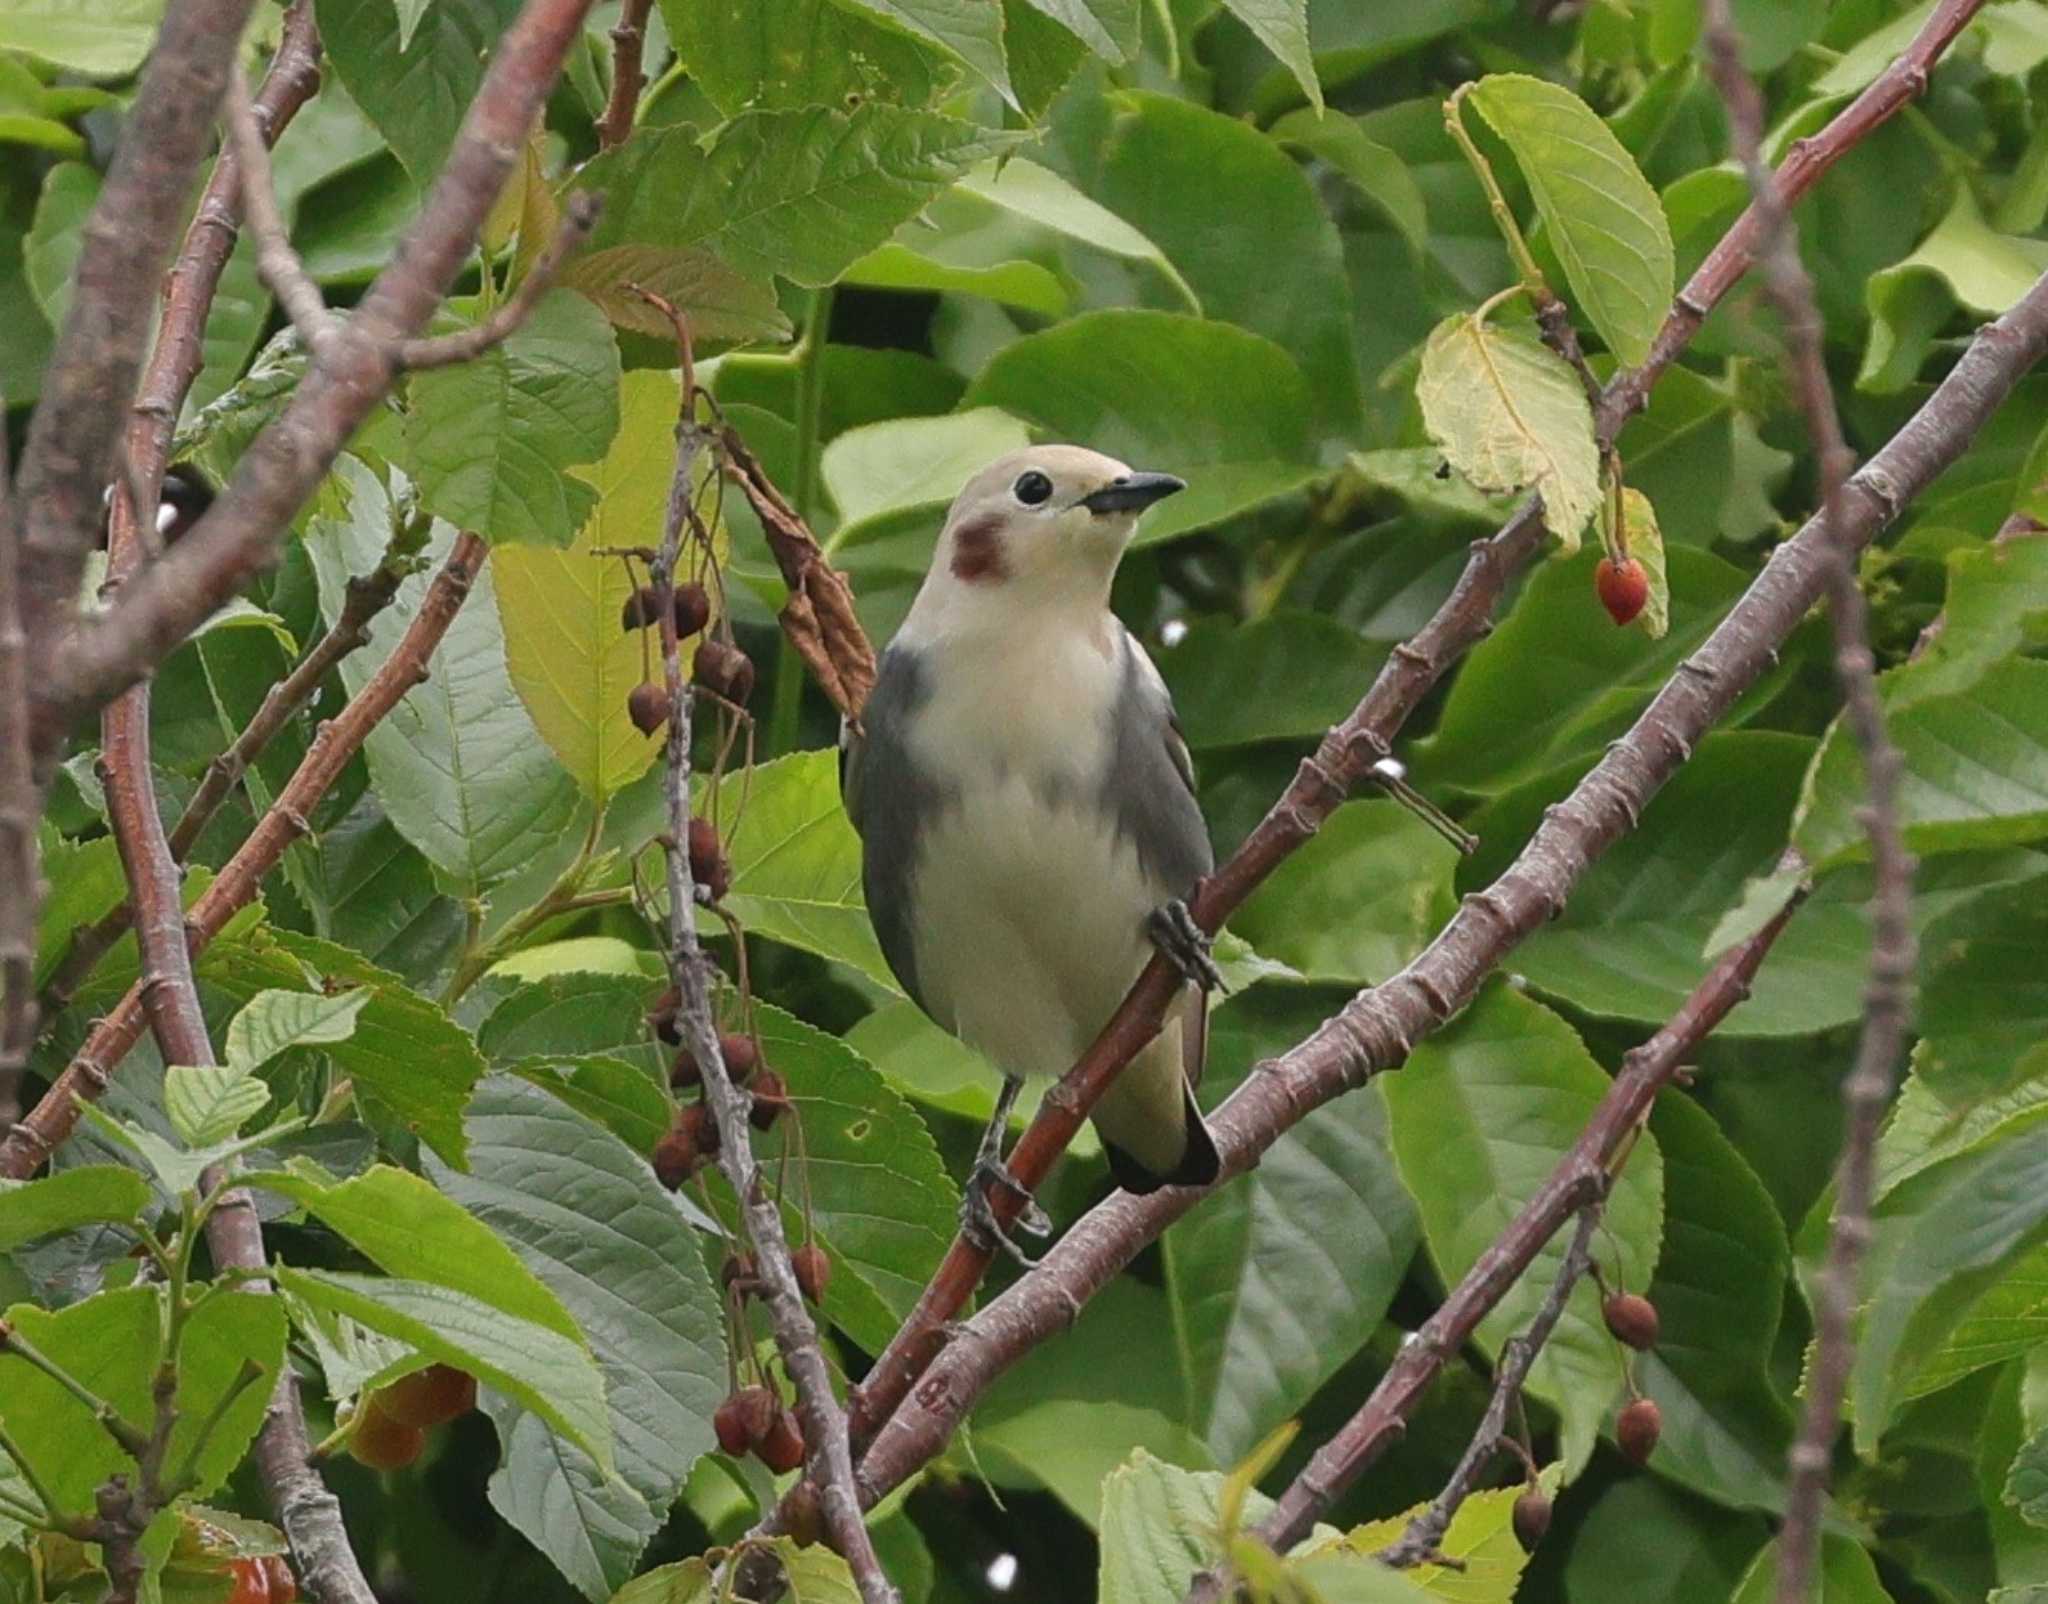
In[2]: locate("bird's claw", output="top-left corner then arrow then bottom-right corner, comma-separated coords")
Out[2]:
959,1157 -> 1050,1268
1148,899 -> 1225,993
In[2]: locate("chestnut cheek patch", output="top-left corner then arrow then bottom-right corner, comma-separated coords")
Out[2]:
949,514 -> 1009,583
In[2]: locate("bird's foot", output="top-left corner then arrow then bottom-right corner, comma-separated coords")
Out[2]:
959,1157 -> 1051,1268
1148,899 -> 1225,993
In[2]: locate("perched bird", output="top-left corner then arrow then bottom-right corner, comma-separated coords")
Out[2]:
841,445 -> 1222,1252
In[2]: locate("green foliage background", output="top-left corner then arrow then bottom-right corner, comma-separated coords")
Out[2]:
7,0 -> 2048,1601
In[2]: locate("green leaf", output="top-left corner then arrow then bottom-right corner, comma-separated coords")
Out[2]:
32,833 -> 125,989
1888,534 -> 2048,711
954,156 -> 1199,311
0,0 -> 165,76
1614,363 -> 1790,548
1464,75 -> 1675,367
480,973 -> 663,1068
194,929 -> 488,1168
1383,982 -> 1663,1474
315,0 -> 521,180
660,0 -> 948,117
824,407 -> 1034,538
1092,95 -> 1360,436
1312,1473 -> 1557,1602
577,107 -> 1018,288
2008,1427 -> 2048,1527
1794,658 -> 2048,869
510,1055 -> 670,1157
1164,986 -> 1421,1462
1216,0 -> 1321,113
0,1285 -> 285,1516
557,245 -> 792,344
1634,1094 -> 1797,1513
1730,1535 -> 1897,1602
1014,0 -> 1136,60
1230,802 -> 1459,985
494,369 -> 716,803
1861,188 -> 2048,393
163,1065 -> 272,1147
405,290 -> 622,548
77,1102 -> 302,1198
429,1080 -> 726,1599
964,310 -> 1319,546
1420,544 -> 1768,795
307,472 -> 584,896
1563,1480 -> 1766,1604
706,1005 -> 958,1354
708,749 -> 898,993
24,161 -> 98,328
277,1268 -> 613,1472
609,1540 -> 858,1604
827,0 -> 1014,105
0,1167 -> 150,1251
1849,1130 -> 2048,1451
1153,613 -> 1384,751
1268,110 -> 1428,259
224,988 -> 372,1073
1096,1451 -> 1261,1604
843,242 -> 1069,316
1416,312 -> 1599,551
251,1164 -> 584,1341
1621,487 -> 1670,640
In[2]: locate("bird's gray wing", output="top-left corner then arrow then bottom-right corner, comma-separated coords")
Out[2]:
1105,629 -> 1215,1088
842,646 -> 948,1020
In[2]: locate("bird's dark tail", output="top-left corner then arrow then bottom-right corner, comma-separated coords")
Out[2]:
1102,1080 -> 1221,1195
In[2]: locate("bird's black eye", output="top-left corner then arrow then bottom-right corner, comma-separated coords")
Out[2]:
1013,470 -> 1054,506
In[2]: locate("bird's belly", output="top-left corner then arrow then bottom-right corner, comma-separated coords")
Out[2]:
908,774 -> 1160,1080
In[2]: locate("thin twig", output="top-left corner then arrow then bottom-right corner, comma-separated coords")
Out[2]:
221,73 -> 337,351
826,0 -> 1984,1474
596,0 -> 655,149
0,413 -> 34,1125
845,275 -> 2048,1532
1698,10 -> 1917,1602
395,192 -> 602,369
1,537 -> 486,1181
1374,1205 -> 1603,1571
639,295 -> 896,1604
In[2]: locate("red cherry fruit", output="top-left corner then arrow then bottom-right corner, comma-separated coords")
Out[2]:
347,1406 -> 425,1471
262,1556 -> 299,1604
1602,1292 -> 1661,1351
224,1559 -> 272,1604
757,1407 -> 806,1473
1595,556 -> 1649,627
372,1364 -> 477,1429
1617,1396 -> 1662,1466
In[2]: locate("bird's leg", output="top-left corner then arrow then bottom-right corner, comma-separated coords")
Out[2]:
1147,898 -> 1225,993
959,1074 -> 1051,1267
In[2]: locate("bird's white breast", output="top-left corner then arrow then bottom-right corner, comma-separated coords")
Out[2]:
900,623 -> 1162,1079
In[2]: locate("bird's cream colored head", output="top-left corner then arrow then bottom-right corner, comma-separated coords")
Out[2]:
899,445 -> 1183,644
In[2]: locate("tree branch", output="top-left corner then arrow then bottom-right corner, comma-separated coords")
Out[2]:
596,0 -> 655,150
640,298 -> 895,1604
34,0 -> 598,758
0,417 -> 33,1128
394,192 -> 602,370
837,0 -> 1981,1450
844,272 -> 2048,1521
1,536 -> 486,1181
1697,11 -> 1918,1601
220,70 -> 337,353
10,0 -> 262,679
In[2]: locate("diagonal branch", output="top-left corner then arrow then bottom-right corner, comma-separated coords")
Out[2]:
837,0 -> 1987,1457
10,0 -> 262,679
0,537 -> 487,1182
845,270 -> 2048,1523
33,0 -> 600,760
1698,10 -> 1918,1601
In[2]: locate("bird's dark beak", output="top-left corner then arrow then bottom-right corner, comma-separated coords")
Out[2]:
1081,471 -> 1185,515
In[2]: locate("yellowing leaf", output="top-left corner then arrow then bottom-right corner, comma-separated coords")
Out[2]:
1620,486 -> 1670,640
1416,313 -> 1599,553
1464,74 -> 1674,368
1312,1465 -> 1561,1602
494,369 -> 724,803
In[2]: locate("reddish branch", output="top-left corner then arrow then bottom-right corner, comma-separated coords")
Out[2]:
10,0 -> 261,679
838,0 -> 1986,1455
35,0 -> 600,758
1699,10 -> 1919,1600
846,275 -> 2048,1519
597,0 -> 656,149
0,536 -> 487,1181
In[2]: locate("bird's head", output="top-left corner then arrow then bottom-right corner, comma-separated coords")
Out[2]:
906,446 -> 1183,636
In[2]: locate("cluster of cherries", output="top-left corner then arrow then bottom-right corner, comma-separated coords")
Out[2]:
620,580 -> 756,735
